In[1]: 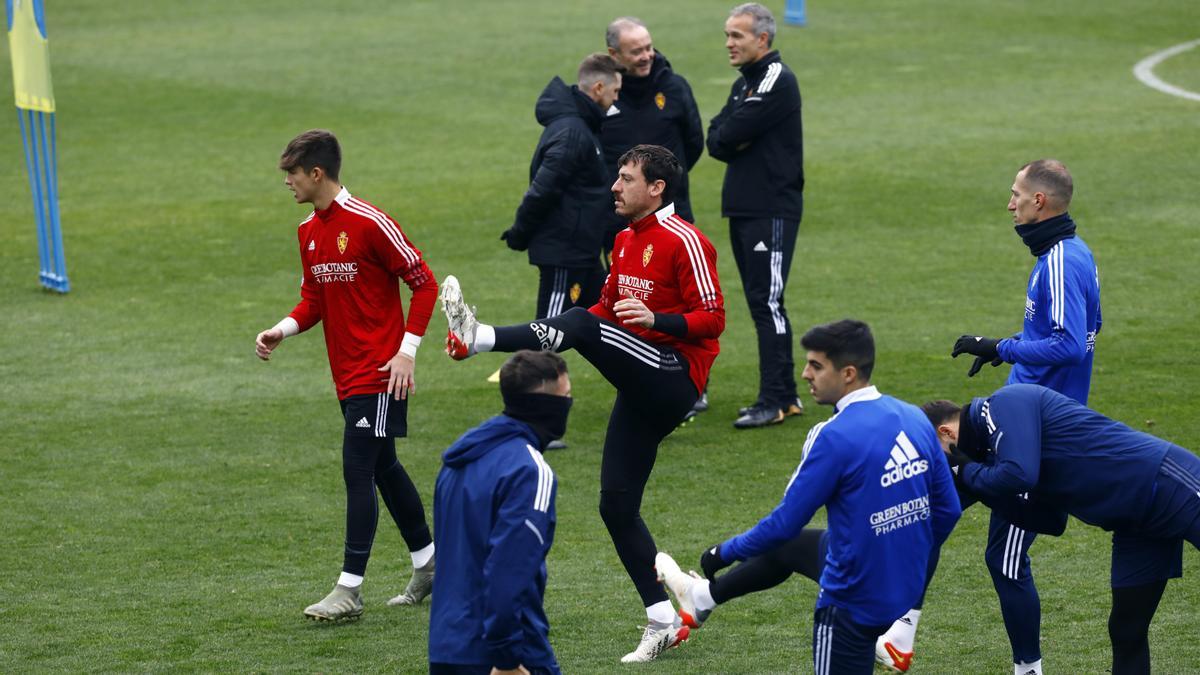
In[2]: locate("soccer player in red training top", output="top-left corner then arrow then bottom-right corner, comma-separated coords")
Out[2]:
255,129 -> 439,621
440,144 -> 724,663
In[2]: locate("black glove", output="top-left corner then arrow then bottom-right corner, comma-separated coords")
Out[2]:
951,335 -> 1003,377
946,443 -> 975,469
699,543 -> 731,580
500,228 -> 528,251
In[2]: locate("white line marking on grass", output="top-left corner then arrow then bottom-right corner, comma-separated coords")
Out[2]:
1133,38 -> 1200,102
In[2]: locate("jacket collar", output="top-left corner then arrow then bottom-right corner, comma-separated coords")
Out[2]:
834,385 -> 880,413
315,186 -> 351,219
739,50 -> 782,81
572,87 -> 604,133
629,202 -> 676,232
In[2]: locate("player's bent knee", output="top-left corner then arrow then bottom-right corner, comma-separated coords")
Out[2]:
1108,612 -> 1149,650
599,491 -> 640,527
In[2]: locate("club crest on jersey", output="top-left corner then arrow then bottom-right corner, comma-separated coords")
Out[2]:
642,244 -> 654,267
337,231 -> 349,254
569,283 -> 581,303
655,92 -> 666,110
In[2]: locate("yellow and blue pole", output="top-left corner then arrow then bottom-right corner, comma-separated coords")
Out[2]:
7,0 -> 68,292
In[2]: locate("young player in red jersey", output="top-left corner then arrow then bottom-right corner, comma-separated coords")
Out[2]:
440,144 -> 724,663
255,130 -> 438,621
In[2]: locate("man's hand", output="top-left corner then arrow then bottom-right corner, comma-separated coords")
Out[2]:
699,543 -> 731,580
255,328 -> 283,361
613,298 -> 654,328
490,666 -> 530,675
945,443 -> 974,468
378,352 -> 416,400
500,228 -> 528,251
951,335 -> 1003,377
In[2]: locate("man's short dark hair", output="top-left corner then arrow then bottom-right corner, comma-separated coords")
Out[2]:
617,144 -> 683,206
500,350 -> 568,398
578,52 -> 623,88
920,400 -> 962,428
1020,158 -> 1073,209
279,129 -> 341,181
799,319 -> 875,381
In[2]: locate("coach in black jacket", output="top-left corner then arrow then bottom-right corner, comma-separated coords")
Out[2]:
709,3 -> 805,429
504,54 -> 622,319
601,18 -> 703,236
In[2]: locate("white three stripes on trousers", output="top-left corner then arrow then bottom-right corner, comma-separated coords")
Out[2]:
375,393 -> 389,438
660,216 -> 719,308
547,267 -> 568,317
526,445 -> 554,513
1161,455 -> 1200,494
768,218 -> 787,334
1002,523 -> 1027,580
598,323 -> 662,369
814,609 -> 834,674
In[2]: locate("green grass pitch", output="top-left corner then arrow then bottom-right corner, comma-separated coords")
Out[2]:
2,1 -> 1198,672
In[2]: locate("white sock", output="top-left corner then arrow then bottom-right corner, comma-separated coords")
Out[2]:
885,609 -> 921,652
645,600 -> 676,625
411,542 -> 435,569
474,324 -> 495,352
1015,659 -> 1042,675
691,578 -> 716,612
337,572 -> 363,588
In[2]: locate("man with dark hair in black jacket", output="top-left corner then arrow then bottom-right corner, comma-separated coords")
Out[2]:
503,53 -> 622,321
709,3 -> 806,429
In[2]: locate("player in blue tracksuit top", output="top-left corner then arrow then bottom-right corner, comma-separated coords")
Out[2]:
673,320 -> 961,674
923,383 -> 1200,675
428,351 -> 571,675
881,159 -> 1103,675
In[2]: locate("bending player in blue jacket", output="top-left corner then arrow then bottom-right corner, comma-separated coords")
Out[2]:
428,351 -> 572,675
656,320 -> 961,674
923,383 -> 1200,675
880,159 -> 1102,675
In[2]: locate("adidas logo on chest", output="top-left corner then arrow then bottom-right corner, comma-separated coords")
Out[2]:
881,430 -> 929,487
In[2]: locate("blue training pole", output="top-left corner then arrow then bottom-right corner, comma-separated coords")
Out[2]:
18,107 -> 53,285
38,108 -> 68,290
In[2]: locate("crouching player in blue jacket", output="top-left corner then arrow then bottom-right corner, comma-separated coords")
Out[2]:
658,320 -> 961,673
924,383 -> 1200,675
429,350 -> 571,675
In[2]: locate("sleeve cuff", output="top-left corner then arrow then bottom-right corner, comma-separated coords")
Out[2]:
273,317 -> 300,338
399,332 -> 422,359
652,313 -> 688,338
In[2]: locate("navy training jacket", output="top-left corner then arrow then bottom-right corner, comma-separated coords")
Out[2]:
429,415 -> 559,672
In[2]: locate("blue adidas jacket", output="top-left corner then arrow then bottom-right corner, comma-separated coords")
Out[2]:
720,387 -> 961,626
428,415 -> 559,672
960,384 -> 1172,535
997,228 -> 1101,404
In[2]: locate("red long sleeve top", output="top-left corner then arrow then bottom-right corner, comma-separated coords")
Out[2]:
288,187 -> 438,400
590,203 -> 724,394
